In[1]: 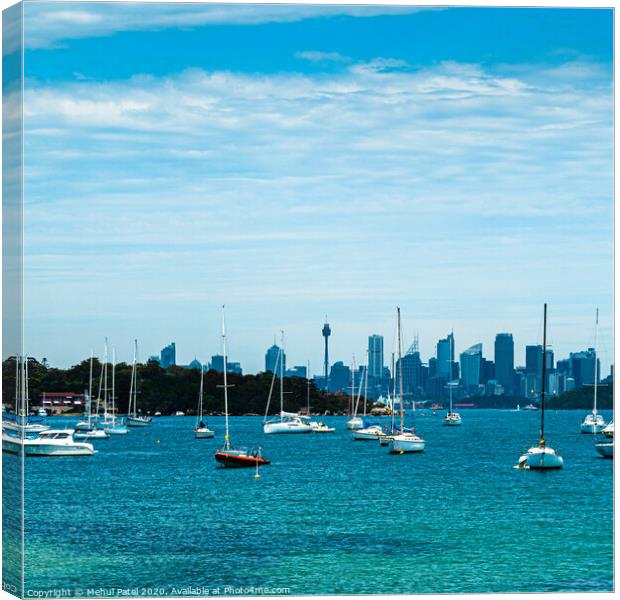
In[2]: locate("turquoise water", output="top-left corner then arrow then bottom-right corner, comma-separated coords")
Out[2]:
13,410 -> 614,595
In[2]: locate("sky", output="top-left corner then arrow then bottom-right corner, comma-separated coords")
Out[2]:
12,2 -> 614,374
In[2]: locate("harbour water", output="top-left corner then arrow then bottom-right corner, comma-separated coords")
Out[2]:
7,410 -> 614,595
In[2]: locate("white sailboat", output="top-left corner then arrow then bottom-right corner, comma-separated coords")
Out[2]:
74,351 -> 109,440
3,355 -> 50,436
353,360 -> 383,440
263,332 -> 312,434
443,331 -> 462,426
581,309 -> 606,434
346,356 -> 364,430
379,353 -> 398,446
195,362 -> 214,438
126,340 -> 152,427
307,362 -> 335,432
389,307 -> 425,454
215,306 -> 269,468
595,420 -> 613,458
515,304 -> 563,470
104,349 -> 128,435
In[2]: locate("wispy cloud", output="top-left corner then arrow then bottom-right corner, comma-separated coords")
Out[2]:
21,2 -> 429,49
295,50 -> 350,63
21,56 -> 613,369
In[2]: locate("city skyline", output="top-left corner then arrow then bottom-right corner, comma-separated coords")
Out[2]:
16,4 -> 613,374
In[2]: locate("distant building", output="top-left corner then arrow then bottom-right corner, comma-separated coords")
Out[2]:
328,361 -> 351,393
436,333 -> 455,378
188,359 -> 202,370
525,345 -> 543,395
160,343 -> 176,368
396,351 -> 422,396
460,343 -> 482,392
569,348 -> 598,389
480,357 -> 494,385
494,333 -> 514,395
286,365 -> 307,379
210,355 -> 241,374
148,355 -> 161,365
265,344 -> 285,374
368,335 -> 384,379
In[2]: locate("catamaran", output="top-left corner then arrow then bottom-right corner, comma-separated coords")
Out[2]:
126,339 -> 152,427
389,308 -> 425,454
515,304 -> 563,470
580,309 -> 606,434
195,362 -> 214,438
215,307 -> 269,468
263,333 -> 312,434
443,331 -> 462,426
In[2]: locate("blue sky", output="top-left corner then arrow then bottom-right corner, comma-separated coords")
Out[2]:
15,3 -> 614,374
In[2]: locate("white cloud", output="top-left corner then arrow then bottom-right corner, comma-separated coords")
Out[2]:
295,50 -> 350,63
20,58 -> 613,370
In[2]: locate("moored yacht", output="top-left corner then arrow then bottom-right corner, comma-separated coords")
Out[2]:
126,340 -> 152,427
515,304 -> 563,470
3,429 -> 96,457
352,423 -> 384,440
595,421 -> 614,458
194,362 -> 215,439
443,332 -> 462,426
580,309 -> 606,434
389,307 -> 425,454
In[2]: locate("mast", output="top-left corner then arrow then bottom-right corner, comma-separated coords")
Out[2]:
449,331 -> 453,414
111,348 -> 116,426
103,338 -> 109,420
540,303 -> 547,445
306,360 -> 311,415
88,351 -> 93,427
351,355 -> 356,417
279,331 -> 285,419
129,340 -> 137,418
391,352 -> 396,433
222,306 -> 231,449
198,361 -> 204,423
593,308 -> 599,416
24,355 -> 29,418
15,355 -> 20,416
397,307 -> 405,432
363,352 -> 369,417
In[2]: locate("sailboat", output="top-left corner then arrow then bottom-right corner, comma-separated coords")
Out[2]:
389,308 -> 425,453
74,352 -> 109,440
215,306 -> 269,468
307,361 -> 335,432
126,340 -> 152,427
263,332 -> 312,434
379,353 -> 398,446
104,349 -> 128,435
346,356 -> 364,430
515,304 -> 563,470
353,360 -> 383,440
581,309 -> 606,434
443,331 -> 462,426
595,420 -> 613,458
194,362 -> 214,438
3,355 -> 50,436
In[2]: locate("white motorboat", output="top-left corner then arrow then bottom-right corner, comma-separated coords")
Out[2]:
309,421 -> 335,433
352,424 -> 384,440
515,304 -> 563,470
595,421 -> 613,458
444,411 -> 462,426
194,362 -> 215,439
388,307 -> 425,454
580,309 -> 606,434
127,339 -> 152,428
3,429 -> 96,456
523,404 -> 539,411
263,333 -> 312,434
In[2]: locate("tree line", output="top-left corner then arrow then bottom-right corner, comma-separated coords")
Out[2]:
2,357 -> 352,416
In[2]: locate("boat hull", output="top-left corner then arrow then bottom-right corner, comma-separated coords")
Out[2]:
595,442 -> 613,458
352,428 -> 383,441
517,445 -> 563,469
74,430 -> 109,440
214,450 -> 270,468
263,421 -> 312,434
3,436 -> 95,457
127,417 -> 151,427
105,426 -> 129,435
195,428 -> 215,439
389,434 -> 425,453
581,423 -> 606,434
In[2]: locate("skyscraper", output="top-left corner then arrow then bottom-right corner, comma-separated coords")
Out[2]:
494,333 -> 514,395
436,333 -> 455,377
160,342 -> 176,368
460,343 -> 482,390
525,345 -> 543,397
265,344 -> 284,374
368,334 -> 384,379
569,348 -> 598,389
